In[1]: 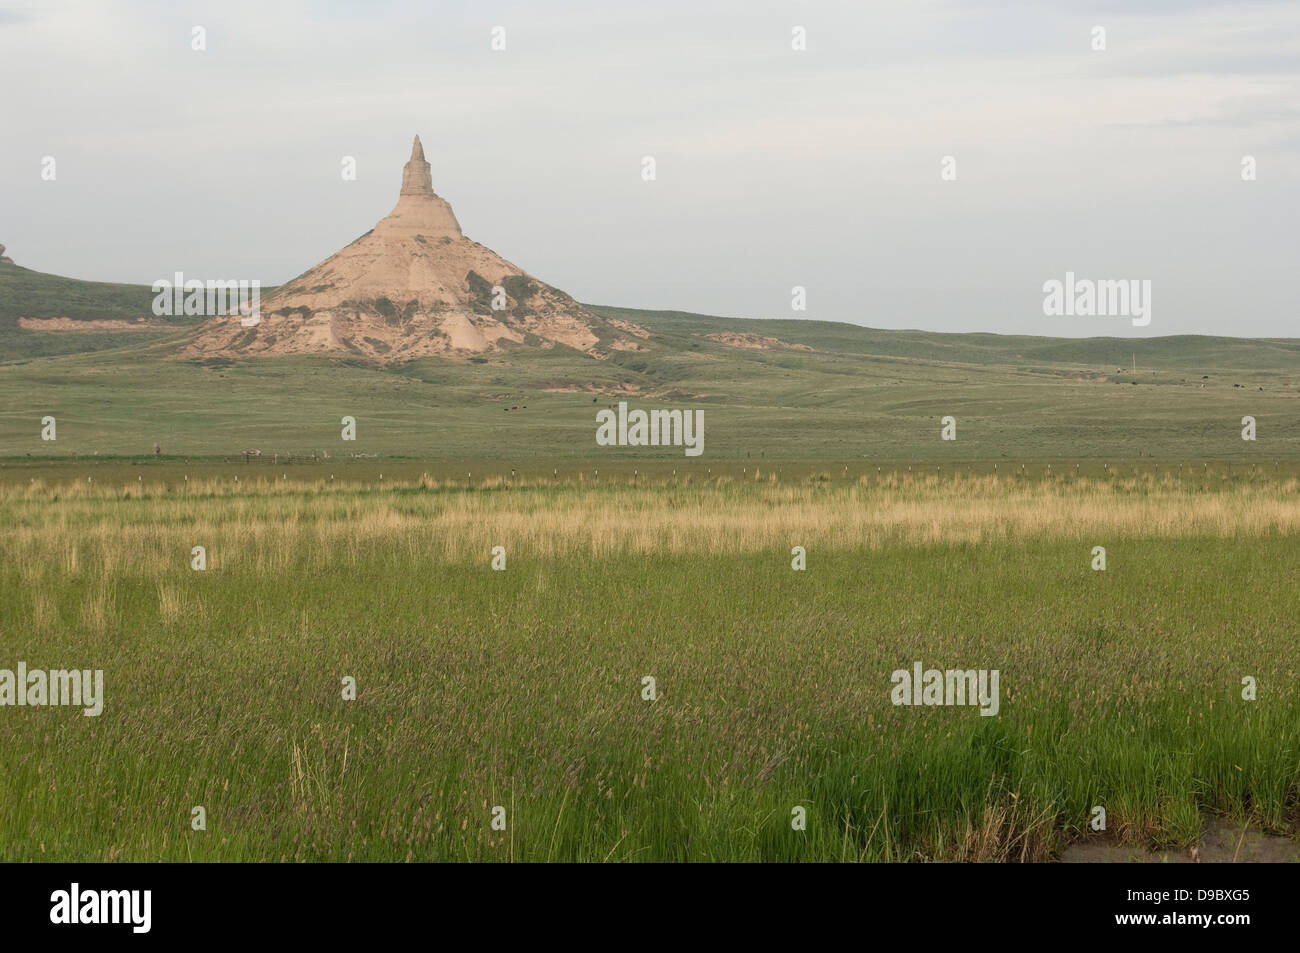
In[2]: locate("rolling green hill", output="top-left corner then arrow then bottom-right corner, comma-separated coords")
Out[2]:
0,261 -> 159,324
0,265 -> 1297,462
594,305 -> 1300,373
0,261 -> 191,361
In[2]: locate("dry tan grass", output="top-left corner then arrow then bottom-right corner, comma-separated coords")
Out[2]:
156,584 -> 189,627
0,472 -> 1295,580
29,587 -> 58,635
78,583 -> 114,634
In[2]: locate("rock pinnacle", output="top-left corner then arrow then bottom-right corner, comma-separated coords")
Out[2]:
400,134 -> 434,197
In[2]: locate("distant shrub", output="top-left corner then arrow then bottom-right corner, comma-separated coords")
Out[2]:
187,357 -> 234,369
502,275 -> 536,302
465,271 -> 494,315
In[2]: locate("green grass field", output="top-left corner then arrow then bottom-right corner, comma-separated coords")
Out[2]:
1,467 -> 1296,861
2,336 -> 1297,463
2,265 -> 1298,861
3,263 -> 1299,463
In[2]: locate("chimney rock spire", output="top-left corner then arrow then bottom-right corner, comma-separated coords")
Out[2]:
400,134 -> 434,197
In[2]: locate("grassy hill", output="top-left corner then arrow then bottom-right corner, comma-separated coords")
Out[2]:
595,304 -> 1300,373
0,261 -> 160,323
0,266 -> 1297,462
0,261 -> 194,361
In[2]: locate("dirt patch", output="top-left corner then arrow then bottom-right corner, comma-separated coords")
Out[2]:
1060,815 -> 1299,863
607,318 -> 651,339
703,332 -> 812,351
20,317 -> 160,331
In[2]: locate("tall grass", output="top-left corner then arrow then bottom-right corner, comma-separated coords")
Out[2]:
2,470 -> 1297,572
0,471 -> 1296,861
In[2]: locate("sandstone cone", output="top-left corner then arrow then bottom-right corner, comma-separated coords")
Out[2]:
186,136 -> 633,362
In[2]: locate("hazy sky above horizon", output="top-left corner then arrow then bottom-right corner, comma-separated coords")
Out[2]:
2,0 -> 1298,338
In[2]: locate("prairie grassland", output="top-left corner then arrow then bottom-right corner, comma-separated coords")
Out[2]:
4,468 -> 1300,566
0,469 -> 1297,861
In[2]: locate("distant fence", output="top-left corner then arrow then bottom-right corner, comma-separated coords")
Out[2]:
233,452 -> 369,464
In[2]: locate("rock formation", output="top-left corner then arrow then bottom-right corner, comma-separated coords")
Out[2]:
186,136 -> 630,362
0,244 -> 13,265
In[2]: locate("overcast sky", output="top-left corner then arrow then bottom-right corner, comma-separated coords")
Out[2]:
2,0 -> 1297,337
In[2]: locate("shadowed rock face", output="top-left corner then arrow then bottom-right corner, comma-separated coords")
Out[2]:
0,244 -> 13,265
184,135 -> 631,363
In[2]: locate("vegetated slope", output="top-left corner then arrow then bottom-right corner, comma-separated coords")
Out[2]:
0,261 -> 158,324
0,261 -> 188,362
590,304 -> 1300,373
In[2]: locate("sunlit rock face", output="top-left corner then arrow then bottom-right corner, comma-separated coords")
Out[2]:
184,135 -> 633,364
